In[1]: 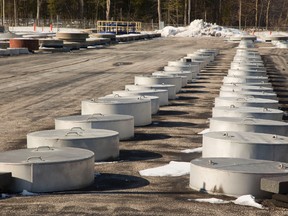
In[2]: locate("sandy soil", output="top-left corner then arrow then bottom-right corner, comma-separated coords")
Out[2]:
0,37 -> 287,215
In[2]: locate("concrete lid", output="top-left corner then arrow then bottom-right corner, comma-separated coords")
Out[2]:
224,75 -> 268,80
191,157 -> 288,174
210,117 -> 288,126
136,75 -> 181,79
228,69 -> 266,74
27,129 -> 119,140
112,89 -> 167,94
204,131 -> 288,145
213,106 -> 283,114
86,97 -> 151,104
154,70 -> 192,75
55,114 -> 134,122
0,31 -> 22,40
221,85 -> 273,92
215,97 -> 278,104
228,68 -> 267,72
0,147 -> 94,164
101,94 -> 159,100
221,82 -> 272,87
128,84 -> 175,88
220,90 -> 277,97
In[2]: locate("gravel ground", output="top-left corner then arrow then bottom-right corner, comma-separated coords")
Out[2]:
0,37 -> 287,215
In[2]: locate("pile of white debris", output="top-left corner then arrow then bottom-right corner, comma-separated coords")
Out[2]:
158,19 -> 246,37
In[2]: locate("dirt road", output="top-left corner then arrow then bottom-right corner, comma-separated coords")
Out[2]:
0,37 -> 287,215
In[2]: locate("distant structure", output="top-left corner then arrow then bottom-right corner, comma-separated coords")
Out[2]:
0,26 -> 4,33
96,21 -> 141,35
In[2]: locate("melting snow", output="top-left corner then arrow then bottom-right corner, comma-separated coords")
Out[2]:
181,147 -> 202,153
139,161 -> 190,177
190,194 -> 263,209
20,190 -> 39,196
158,19 -> 244,37
1,194 -> 9,198
233,194 -> 263,209
198,128 -> 210,134
191,197 -> 230,204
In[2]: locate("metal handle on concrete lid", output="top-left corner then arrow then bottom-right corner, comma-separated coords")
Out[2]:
208,160 -> 216,165
70,127 -> 84,131
87,113 -> 103,120
35,146 -> 53,151
272,135 -> 278,139
26,156 -> 44,162
229,104 -> 236,108
278,163 -> 286,170
91,113 -> 103,116
113,94 -> 121,97
242,117 -> 255,123
65,131 -> 81,136
223,132 -> 229,137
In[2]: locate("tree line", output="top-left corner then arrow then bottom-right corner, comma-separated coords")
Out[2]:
1,0 -> 287,29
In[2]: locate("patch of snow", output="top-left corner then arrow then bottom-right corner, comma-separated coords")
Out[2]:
190,195 -> 263,209
139,161 -> 190,177
158,19 -> 246,38
233,195 -> 263,209
181,147 -> 202,153
198,128 -> 210,134
20,190 -> 39,196
1,194 -> 9,198
190,197 -> 230,204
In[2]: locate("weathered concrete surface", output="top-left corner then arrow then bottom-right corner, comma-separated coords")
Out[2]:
261,176 -> 288,194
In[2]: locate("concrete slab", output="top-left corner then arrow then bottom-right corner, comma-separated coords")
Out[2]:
261,175 -> 288,194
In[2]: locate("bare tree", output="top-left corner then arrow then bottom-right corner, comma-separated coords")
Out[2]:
265,0 -> 271,29
188,0 -> 191,24
184,0 -> 187,25
36,0 -> 42,26
158,0 -> 161,26
2,0 -> 5,26
277,0 -> 286,26
239,0 -> 242,29
79,0 -> 84,19
106,0 -> 110,20
14,0 -> 17,26
259,0 -> 264,27
255,0 -> 258,27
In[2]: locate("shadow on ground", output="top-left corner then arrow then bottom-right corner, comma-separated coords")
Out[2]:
119,150 -> 162,161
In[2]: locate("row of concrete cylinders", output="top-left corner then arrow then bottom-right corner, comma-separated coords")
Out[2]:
189,40 -> 288,198
28,48 -> 219,159
0,49 -> 219,193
